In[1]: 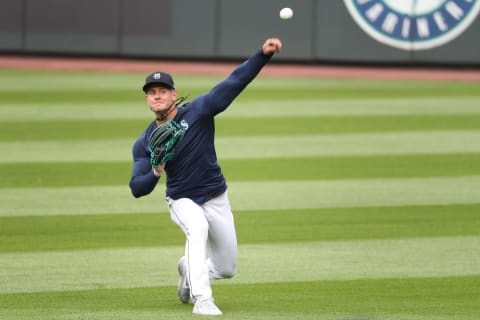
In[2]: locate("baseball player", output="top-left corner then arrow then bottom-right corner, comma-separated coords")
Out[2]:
129,38 -> 282,316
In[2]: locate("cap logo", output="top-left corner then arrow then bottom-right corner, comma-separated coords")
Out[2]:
153,73 -> 162,80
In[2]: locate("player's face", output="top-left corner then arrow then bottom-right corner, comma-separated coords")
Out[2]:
146,86 -> 177,113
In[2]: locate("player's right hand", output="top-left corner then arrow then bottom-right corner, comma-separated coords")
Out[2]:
262,38 -> 282,55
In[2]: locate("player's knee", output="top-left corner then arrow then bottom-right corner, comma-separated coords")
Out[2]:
209,260 -> 236,279
219,263 -> 237,279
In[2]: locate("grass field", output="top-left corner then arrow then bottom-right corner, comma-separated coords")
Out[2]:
1,68 -> 480,320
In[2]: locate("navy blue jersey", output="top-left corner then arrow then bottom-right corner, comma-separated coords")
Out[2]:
129,49 -> 272,204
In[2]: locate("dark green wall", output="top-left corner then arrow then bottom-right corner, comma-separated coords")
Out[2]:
1,0 -> 479,64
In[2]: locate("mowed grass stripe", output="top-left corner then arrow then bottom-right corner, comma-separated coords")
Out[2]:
219,115 -> 480,135
0,69 -> 238,91
1,80 -> 478,104
1,236 -> 479,294
3,97 -> 480,122
3,114 -> 480,141
1,68 -> 477,91
2,130 -> 480,163
0,68 -> 477,88
236,83 -> 480,100
0,103 -> 152,121
1,205 -> 479,253
223,97 -> 480,117
1,276 -> 479,320
2,176 -> 480,216
2,153 -> 480,188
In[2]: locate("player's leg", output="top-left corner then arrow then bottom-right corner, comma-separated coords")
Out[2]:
167,197 -> 212,302
203,191 -> 238,279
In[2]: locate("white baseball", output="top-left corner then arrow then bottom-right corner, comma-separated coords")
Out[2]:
279,7 -> 293,20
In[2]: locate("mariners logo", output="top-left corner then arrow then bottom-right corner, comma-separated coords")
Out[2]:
180,119 -> 189,131
344,0 -> 480,50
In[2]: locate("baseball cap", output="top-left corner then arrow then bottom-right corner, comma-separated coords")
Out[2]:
142,71 -> 175,92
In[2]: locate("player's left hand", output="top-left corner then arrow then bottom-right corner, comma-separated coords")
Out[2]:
262,38 -> 282,55
148,120 -> 185,167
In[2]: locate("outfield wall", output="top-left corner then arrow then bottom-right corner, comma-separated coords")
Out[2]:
1,0 -> 479,65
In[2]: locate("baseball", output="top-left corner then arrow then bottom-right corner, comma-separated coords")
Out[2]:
279,7 -> 293,20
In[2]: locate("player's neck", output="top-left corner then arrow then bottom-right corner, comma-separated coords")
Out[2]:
156,107 -> 177,125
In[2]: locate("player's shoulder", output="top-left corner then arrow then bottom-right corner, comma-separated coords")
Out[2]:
143,120 -> 158,137
177,97 -> 208,115
177,102 -> 190,112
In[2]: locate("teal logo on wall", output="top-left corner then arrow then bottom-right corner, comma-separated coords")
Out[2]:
344,0 -> 480,50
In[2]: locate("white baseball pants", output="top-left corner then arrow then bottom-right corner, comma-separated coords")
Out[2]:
166,191 -> 238,302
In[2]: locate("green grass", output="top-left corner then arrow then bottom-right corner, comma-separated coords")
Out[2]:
1,79 -> 478,104
1,205 -> 480,253
3,115 -> 480,141
2,153 -> 480,188
0,68 -> 479,319
1,276 -> 479,320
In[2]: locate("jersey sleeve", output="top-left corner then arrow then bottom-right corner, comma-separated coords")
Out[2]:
129,134 -> 159,198
204,49 -> 273,115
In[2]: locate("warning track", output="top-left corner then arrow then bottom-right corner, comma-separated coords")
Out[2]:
1,55 -> 479,82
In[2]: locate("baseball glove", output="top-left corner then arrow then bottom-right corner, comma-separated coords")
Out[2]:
148,120 -> 185,167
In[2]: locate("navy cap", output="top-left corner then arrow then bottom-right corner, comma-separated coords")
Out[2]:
142,71 -> 175,92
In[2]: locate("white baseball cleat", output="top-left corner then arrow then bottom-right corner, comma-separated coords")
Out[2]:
192,298 -> 223,316
177,256 -> 190,304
